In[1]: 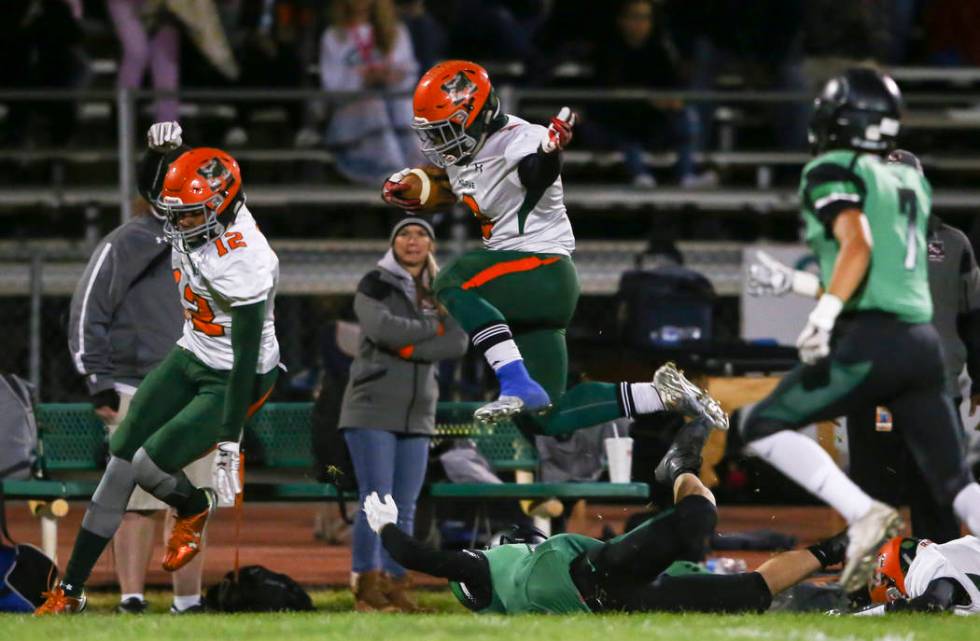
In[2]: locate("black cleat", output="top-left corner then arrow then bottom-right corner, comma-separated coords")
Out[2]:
116,596 -> 149,614
654,416 -> 713,486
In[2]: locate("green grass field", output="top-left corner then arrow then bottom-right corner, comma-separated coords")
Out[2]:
2,589 -> 974,641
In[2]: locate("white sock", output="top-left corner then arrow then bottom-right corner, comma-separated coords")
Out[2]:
484,340 -> 522,372
172,594 -> 202,611
623,382 -> 664,416
748,431 -> 872,523
121,592 -> 144,603
953,482 -> 980,535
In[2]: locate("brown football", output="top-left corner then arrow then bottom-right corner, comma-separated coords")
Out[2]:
399,165 -> 456,211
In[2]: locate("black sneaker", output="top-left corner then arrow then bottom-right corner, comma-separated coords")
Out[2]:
170,601 -> 205,614
116,596 -> 149,614
654,416 -> 713,486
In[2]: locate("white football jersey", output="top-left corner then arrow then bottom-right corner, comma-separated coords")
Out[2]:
446,115 -> 575,256
172,206 -> 280,373
905,536 -> 980,615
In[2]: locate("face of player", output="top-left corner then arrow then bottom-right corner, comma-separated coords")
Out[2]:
176,211 -> 207,231
618,0 -> 653,48
393,225 -> 432,273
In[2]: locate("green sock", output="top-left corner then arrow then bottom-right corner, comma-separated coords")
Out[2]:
62,528 -> 111,596
524,382 -> 624,437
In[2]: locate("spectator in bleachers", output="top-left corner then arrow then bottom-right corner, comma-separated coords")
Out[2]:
339,217 -> 468,612
587,0 -> 712,188
445,0 -> 547,71
394,0 -> 447,74
107,0 -> 240,123
668,0 -> 809,152
226,0 -> 319,147
106,0 -> 181,122
0,0 -> 88,146
923,0 -> 980,67
320,0 -> 421,184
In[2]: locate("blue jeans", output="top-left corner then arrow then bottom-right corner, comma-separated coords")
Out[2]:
343,429 -> 430,577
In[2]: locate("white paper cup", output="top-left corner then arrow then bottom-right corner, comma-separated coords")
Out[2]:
604,437 -> 633,483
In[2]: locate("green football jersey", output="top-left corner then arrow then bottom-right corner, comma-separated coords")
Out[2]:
800,150 -> 933,323
449,534 -> 603,615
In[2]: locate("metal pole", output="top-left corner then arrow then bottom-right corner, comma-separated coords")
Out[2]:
29,254 -> 42,399
116,87 -> 135,224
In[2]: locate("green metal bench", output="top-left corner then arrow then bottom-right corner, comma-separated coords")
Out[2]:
2,402 -> 649,558
7,402 -> 648,503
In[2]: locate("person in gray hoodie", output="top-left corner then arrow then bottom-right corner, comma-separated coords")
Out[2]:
339,216 -> 468,612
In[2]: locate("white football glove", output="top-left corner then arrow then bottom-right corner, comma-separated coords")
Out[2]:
212,441 -> 242,507
796,294 -> 843,365
147,121 -> 183,152
363,491 -> 398,534
747,251 -> 821,298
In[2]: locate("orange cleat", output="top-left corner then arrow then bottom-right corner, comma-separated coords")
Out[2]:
34,585 -> 87,616
162,489 -> 215,572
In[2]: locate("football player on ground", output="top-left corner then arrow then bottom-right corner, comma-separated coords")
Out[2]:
382,60 -> 727,436
36,122 -> 281,614
364,416 -> 848,614
858,534 -> 980,615
737,68 -> 980,594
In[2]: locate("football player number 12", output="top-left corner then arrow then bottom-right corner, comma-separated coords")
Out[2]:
172,232 -> 248,337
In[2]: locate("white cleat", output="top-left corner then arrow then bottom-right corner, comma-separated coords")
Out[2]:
653,362 -> 729,431
474,396 -> 525,425
839,501 -> 903,593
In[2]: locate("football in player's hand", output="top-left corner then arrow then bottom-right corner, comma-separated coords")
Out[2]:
399,166 -> 456,211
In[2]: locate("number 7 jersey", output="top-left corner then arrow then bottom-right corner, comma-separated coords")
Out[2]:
171,206 -> 280,372
800,150 -> 933,323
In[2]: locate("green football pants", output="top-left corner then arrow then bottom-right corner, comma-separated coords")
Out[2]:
434,249 -> 625,436
109,347 -> 278,472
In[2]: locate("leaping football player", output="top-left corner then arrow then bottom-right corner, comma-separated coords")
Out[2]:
36,122 -> 281,614
382,60 -> 727,437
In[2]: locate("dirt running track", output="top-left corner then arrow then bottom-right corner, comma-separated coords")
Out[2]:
4,501 -> 858,589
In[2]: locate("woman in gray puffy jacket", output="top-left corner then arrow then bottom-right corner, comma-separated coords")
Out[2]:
339,216 -> 468,612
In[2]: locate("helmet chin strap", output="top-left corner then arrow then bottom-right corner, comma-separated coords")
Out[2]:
457,96 -> 507,165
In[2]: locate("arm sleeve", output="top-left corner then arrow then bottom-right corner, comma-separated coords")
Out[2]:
221,301 -> 265,435
399,319 -> 469,363
517,148 -> 563,190
68,240 -> 119,393
802,161 -> 866,233
319,29 -> 348,89
353,274 -> 440,348
888,578 -> 961,613
380,523 -> 491,586
137,145 -> 191,203
68,230 -> 169,394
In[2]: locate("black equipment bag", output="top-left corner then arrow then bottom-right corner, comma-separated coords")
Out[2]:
0,481 -> 58,612
617,265 -> 715,349
205,565 -> 314,612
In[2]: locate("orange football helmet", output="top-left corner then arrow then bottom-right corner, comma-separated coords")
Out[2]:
869,536 -> 920,603
411,60 -> 503,167
156,147 -> 244,252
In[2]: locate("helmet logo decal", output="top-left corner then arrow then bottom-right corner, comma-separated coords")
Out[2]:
442,72 -> 477,108
197,158 -> 233,192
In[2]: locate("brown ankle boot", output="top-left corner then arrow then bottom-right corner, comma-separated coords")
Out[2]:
351,571 -> 397,612
384,573 -> 421,612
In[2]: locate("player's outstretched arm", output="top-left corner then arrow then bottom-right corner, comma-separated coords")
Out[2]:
221,301 -> 265,437
516,107 -> 576,190
137,121 -> 191,204
755,530 -> 847,597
